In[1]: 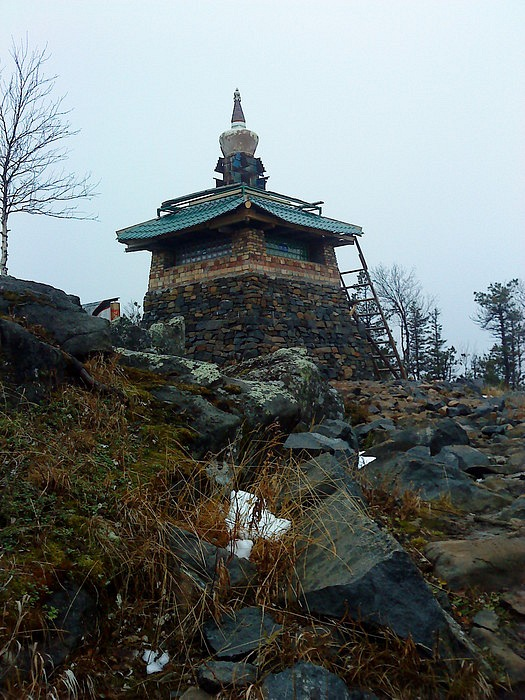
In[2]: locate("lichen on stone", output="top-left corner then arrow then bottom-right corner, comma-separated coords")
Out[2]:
243,379 -> 296,407
181,359 -> 223,385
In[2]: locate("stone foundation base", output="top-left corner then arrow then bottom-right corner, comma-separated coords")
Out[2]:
143,273 -> 375,380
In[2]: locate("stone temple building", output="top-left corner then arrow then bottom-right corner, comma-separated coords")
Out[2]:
117,91 -> 399,380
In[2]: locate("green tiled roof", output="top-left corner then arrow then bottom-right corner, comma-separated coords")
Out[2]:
117,194 -> 242,242
251,196 -> 361,236
116,186 -> 361,244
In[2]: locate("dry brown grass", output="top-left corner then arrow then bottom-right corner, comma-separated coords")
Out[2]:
0,359 -> 498,699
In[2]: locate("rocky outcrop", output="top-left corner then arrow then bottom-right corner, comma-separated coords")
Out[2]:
336,378 -> 525,693
116,347 -> 344,453
0,276 -> 111,357
2,278 -> 524,698
0,276 -> 112,400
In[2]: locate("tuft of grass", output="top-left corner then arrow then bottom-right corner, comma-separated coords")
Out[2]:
344,401 -> 370,426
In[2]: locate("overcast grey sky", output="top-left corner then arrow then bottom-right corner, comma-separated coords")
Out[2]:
2,0 -> 524,354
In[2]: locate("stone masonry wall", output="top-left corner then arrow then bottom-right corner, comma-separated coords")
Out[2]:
143,273 -> 376,380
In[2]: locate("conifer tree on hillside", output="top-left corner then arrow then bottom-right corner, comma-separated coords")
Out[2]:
473,279 -> 524,388
424,307 -> 457,381
406,300 -> 429,380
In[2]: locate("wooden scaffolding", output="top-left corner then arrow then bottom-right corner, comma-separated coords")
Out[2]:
340,239 -> 407,380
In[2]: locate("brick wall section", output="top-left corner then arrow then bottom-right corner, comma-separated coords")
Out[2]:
143,272 -> 376,380
147,227 -> 342,290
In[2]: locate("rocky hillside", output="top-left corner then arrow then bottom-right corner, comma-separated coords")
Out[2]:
0,277 -> 523,699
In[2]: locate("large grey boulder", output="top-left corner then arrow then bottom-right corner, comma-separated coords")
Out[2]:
228,347 -> 344,427
0,317 -> 100,401
0,317 -> 66,395
0,276 -> 111,358
360,449 -> 512,512
261,662 -> 357,700
365,418 -> 469,460
292,489 -> 468,653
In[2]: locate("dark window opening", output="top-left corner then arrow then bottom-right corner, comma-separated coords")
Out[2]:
175,238 -> 232,265
265,235 -> 309,261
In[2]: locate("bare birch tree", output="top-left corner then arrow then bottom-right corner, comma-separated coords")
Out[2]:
0,39 -> 96,275
372,263 -> 431,374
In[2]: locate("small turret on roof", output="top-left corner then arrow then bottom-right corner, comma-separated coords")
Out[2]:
231,88 -> 246,127
216,89 -> 266,188
219,88 -> 259,158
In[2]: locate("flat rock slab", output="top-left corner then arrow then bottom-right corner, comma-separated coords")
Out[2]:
470,626 -> 525,685
425,533 -> 525,591
197,660 -> 257,692
203,606 -> 282,660
292,490 -> 453,651
278,453 -> 365,506
283,431 -> 355,459
261,661 -> 357,700
502,590 -> 525,617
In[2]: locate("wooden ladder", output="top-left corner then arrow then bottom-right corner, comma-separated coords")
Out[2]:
340,239 -> 407,380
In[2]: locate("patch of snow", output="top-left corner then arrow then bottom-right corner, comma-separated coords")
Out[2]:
258,510 -> 292,538
358,452 -> 376,470
232,538 -> 254,559
227,490 -> 291,542
142,649 -> 169,675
